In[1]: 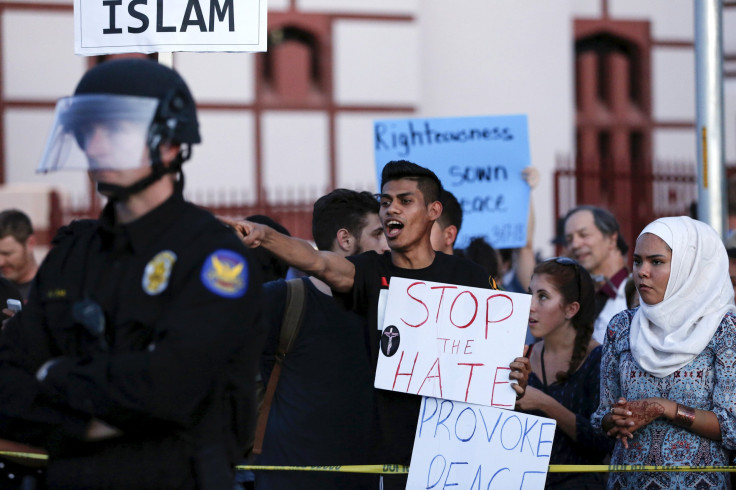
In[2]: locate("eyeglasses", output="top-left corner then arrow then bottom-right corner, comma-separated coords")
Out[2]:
545,256 -> 582,302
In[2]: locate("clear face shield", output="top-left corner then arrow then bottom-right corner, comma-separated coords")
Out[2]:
37,95 -> 160,173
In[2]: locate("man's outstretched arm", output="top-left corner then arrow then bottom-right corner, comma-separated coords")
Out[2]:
221,218 -> 356,293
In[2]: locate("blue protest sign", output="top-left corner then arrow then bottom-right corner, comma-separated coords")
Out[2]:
374,115 -> 531,249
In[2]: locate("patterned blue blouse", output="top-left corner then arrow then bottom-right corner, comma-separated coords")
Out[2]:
591,308 -> 736,489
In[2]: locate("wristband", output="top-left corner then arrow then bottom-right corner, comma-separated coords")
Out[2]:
674,404 -> 695,428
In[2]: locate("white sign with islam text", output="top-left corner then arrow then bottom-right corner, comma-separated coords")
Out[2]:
74,0 -> 267,55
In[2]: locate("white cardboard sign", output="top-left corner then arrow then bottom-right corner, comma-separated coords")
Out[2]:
407,397 -> 555,490
375,277 -> 530,409
74,0 -> 267,55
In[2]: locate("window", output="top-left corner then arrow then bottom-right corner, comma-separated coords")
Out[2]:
259,24 -> 327,105
573,20 -> 653,243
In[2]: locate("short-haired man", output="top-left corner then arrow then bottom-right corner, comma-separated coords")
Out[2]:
430,189 -> 462,254
563,205 -> 629,343
256,189 -> 387,490
228,160 -> 530,489
0,209 -> 39,301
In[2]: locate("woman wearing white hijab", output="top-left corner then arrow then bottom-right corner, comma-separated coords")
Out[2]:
591,216 -> 736,489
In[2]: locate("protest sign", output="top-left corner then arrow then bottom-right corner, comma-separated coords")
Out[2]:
375,277 -> 530,409
374,115 -> 531,249
74,0 -> 267,55
407,397 -> 555,490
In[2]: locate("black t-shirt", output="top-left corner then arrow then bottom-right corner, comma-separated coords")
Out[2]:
256,277 -> 375,489
337,251 -> 490,466
0,194 -> 264,488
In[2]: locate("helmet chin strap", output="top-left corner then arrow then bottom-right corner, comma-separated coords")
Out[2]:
96,144 -> 190,201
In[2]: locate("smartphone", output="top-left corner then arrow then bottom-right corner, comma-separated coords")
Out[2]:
6,299 -> 21,313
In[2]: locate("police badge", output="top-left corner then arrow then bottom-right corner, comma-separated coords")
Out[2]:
142,250 -> 177,295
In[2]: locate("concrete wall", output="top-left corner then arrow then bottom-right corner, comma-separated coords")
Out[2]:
2,0 -> 736,255
418,1 -> 574,256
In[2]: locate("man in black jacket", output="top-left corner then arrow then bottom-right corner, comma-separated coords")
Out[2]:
0,58 -> 263,489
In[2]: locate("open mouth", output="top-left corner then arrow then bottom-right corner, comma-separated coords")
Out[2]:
385,220 -> 404,239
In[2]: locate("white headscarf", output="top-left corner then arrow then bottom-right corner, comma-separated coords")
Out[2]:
630,216 -> 735,378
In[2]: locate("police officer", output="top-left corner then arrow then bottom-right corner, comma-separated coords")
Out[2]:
0,58 -> 263,489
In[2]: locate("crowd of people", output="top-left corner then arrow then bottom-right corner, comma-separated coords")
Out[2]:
0,57 -> 735,490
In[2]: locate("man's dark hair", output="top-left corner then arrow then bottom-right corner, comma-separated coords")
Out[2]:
0,209 -> 33,244
380,160 -> 443,205
246,215 -> 291,282
563,205 -> 629,255
436,189 -> 462,233
312,189 -> 380,252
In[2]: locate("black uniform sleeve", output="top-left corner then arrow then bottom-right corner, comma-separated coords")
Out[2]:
0,273 -> 91,447
36,246 -> 263,433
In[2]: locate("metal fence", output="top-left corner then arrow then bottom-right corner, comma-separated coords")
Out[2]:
57,190 -> 317,244
553,157 -> 698,253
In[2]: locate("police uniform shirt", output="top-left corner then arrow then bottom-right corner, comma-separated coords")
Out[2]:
0,193 -> 263,488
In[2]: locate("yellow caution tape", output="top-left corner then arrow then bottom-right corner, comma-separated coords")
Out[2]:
550,465 -> 736,473
3,451 -> 735,474
237,464 -> 736,474
0,450 -> 48,461
236,465 -> 407,474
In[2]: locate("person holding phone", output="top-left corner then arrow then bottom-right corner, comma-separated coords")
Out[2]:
0,277 -> 21,321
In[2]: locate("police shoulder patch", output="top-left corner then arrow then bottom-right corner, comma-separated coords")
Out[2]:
142,250 -> 177,296
201,249 -> 248,298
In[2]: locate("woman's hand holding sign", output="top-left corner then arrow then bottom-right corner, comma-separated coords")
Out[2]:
509,346 -> 531,399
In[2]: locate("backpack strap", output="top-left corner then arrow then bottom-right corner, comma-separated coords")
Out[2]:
252,278 -> 307,455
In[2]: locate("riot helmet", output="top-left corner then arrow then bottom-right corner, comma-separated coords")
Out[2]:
37,58 -> 200,199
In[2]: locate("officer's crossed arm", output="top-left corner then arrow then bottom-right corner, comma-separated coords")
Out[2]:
222,218 -> 356,293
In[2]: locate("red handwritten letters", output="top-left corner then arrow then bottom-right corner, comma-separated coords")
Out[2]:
376,278 -> 530,408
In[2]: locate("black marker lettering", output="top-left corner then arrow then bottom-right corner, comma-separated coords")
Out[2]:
127,0 -> 148,34
375,123 -> 390,151
157,0 -> 176,32
103,0 -> 123,34
375,121 -> 514,156
181,0 -> 207,32
210,0 -> 234,32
